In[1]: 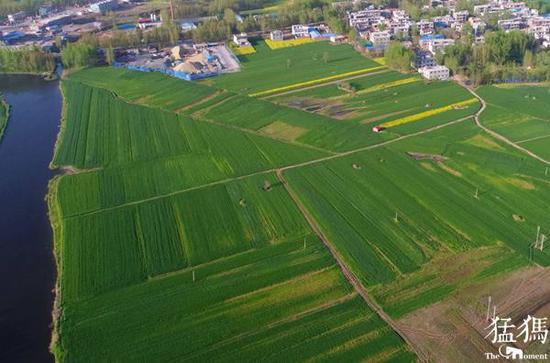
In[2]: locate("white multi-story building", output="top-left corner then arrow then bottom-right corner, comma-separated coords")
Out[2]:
414,49 -> 437,68
469,17 -> 486,35
498,18 -> 525,31
419,37 -> 455,54
429,38 -> 455,54
291,24 -> 310,38
417,20 -> 434,35
432,15 -> 455,27
233,33 -> 250,46
270,30 -> 284,41
452,10 -> 469,23
369,30 -> 391,48
419,65 -> 450,80
7,11 -> 26,23
348,9 -> 383,28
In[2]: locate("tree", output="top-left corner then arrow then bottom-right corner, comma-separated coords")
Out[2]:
384,41 -> 414,71
348,28 -> 358,44
61,41 -> 97,69
105,46 -> 115,65
523,49 -> 534,68
0,47 -> 55,74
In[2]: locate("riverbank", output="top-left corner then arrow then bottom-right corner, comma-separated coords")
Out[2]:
47,79 -> 69,362
47,176 -> 64,362
0,98 -> 9,142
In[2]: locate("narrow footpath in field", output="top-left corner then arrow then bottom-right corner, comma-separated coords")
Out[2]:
275,169 -> 429,362
464,85 -> 550,165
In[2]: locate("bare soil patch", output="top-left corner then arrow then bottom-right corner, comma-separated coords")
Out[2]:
398,267 -> 550,363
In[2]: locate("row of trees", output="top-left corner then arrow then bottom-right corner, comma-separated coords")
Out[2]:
383,29 -> 550,85
0,47 -> 55,73
436,30 -> 542,84
190,1 -> 348,42
0,0 -> 83,18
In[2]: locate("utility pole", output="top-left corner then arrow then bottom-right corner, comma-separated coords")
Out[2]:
394,211 -> 398,223
474,188 -> 479,199
192,270 -> 196,283
303,237 -> 307,251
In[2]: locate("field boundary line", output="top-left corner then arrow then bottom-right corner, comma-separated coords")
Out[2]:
516,133 -> 550,144
275,169 -> 429,363
192,114 -> 337,155
174,89 -> 226,113
64,116 -> 472,219
463,85 -> 550,165
261,69 -> 390,99
250,66 -> 387,98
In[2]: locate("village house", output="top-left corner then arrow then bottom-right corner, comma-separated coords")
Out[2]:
419,65 -> 450,80
270,30 -> 284,41
291,24 -> 311,38
232,33 -> 250,47
417,19 -> 435,35
369,30 -> 391,48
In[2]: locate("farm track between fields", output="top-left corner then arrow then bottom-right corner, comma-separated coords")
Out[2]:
64,115 -> 473,220
516,134 -> 550,144
275,169 -> 429,363
260,69 -> 390,99
464,85 -> 550,165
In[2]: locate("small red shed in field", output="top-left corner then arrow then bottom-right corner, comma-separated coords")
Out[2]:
372,125 -> 385,133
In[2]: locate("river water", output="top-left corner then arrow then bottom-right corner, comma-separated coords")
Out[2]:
0,75 -> 61,363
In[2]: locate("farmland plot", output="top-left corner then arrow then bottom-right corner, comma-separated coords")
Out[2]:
477,85 -> 550,159
57,238 -> 414,362
204,40 -> 380,94
51,73 -> 415,361
68,67 -> 217,111
52,173 -> 414,361
285,121 -> 550,308
272,72 -> 479,129
53,81 -> 329,215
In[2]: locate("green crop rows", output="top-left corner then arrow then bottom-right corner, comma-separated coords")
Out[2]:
50,43 -> 550,361
285,121 -> 550,312
203,40 -> 380,94
477,85 -> 550,160
50,66 -> 416,362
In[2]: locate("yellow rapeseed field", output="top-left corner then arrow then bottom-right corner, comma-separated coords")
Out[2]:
232,45 -> 256,55
265,38 -> 316,49
380,98 -> 478,128
250,66 -> 386,97
373,57 -> 386,65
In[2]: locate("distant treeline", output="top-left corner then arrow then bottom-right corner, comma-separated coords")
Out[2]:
0,47 -> 55,74
436,30 -> 550,84
188,0 -> 349,43
0,0 -> 85,18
